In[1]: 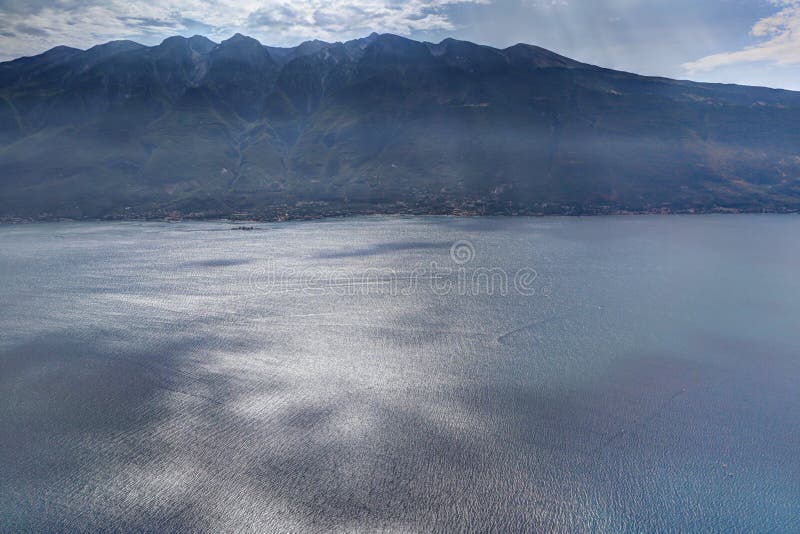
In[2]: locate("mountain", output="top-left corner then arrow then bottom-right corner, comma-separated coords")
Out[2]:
1,33 -> 800,220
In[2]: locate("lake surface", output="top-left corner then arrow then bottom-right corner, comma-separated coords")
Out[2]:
1,216 -> 799,532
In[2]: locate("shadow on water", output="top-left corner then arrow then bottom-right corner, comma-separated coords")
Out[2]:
3,322 -> 798,531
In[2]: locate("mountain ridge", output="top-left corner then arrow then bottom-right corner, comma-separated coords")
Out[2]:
1,33 -> 799,221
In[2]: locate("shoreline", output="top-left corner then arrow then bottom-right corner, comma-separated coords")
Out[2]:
1,207 -> 798,225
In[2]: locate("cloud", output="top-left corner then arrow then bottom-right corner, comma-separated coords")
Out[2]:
0,0 -> 487,61
14,24 -> 49,37
683,0 -> 800,73
245,0 -> 489,39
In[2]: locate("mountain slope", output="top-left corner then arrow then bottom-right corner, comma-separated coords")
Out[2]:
1,33 -> 799,220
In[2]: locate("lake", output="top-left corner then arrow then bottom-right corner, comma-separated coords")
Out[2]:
1,215 -> 798,531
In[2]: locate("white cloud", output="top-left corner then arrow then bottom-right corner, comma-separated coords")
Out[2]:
683,0 -> 800,73
0,0 -> 487,60
244,0 -> 490,40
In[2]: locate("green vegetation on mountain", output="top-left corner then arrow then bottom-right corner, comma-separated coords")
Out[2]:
1,33 -> 799,220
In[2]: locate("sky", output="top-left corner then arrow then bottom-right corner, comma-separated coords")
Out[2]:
0,0 -> 799,90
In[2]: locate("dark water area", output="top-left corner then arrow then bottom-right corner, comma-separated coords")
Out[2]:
1,216 -> 799,531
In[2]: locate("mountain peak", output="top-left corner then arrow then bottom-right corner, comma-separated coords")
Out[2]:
155,36 -> 202,62
159,35 -> 191,49
428,38 -> 509,72
187,35 -> 216,54
86,40 -> 144,56
87,40 -> 143,51
433,37 -> 496,51
363,33 -> 432,61
36,45 -> 82,61
371,33 -> 409,44
215,33 -> 268,56
224,33 -> 260,45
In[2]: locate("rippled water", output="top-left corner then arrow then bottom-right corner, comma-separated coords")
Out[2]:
1,216 -> 799,532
